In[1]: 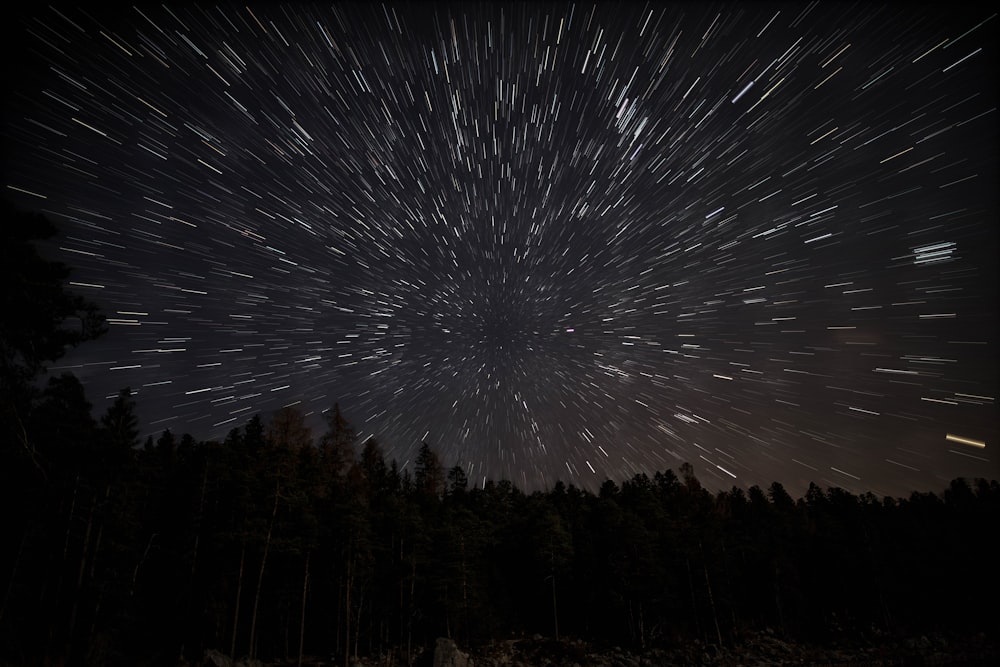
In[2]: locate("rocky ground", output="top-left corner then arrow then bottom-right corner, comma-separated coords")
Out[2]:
202,631 -> 1000,667
463,632 -> 998,667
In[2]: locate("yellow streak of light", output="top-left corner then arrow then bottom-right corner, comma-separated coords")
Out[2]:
946,434 -> 986,448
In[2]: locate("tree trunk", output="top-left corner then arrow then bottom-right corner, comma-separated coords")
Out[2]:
250,480 -> 281,659
639,601 -> 645,649
298,551 -> 309,667
460,534 -> 468,644
88,520 -> 104,582
704,563 -> 723,646
627,598 -> 636,644
445,583 -> 451,639
407,545 -> 416,667
397,535 -> 404,652
773,563 -> 785,631
182,465 -> 209,663
551,573 -> 559,640
0,529 -> 26,625
230,543 -> 246,659
66,492 -> 97,658
46,475 -> 80,650
355,583 -> 364,659
60,476 -> 81,576
550,549 -> 559,641
130,534 -> 157,598
191,465 -> 208,573
87,581 -> 106,646
686,557 -> 702,640
343,542 -> 353,667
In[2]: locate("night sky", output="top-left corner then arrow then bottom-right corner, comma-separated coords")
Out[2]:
3,2 -> 997,496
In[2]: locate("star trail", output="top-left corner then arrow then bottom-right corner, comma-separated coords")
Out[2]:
3,2 -> 997,496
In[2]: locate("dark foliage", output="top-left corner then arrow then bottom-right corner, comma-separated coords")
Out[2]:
1,201 -> 106,482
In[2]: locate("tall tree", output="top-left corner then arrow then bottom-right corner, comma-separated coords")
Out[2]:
531,505 -> 573,640
360,437 -> 389,496
31,374 -> 99,479
414,442 -> 445,500
446,465 -> 469,497
0,201 -> 105,477
99,388 -> 140,464
246,407 -> 313,658
319,403 -> 356,482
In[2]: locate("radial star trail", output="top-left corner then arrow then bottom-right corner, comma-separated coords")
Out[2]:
3,3 -> 997,495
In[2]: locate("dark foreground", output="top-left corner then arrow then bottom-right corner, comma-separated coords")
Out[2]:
196,633 -> 1000,667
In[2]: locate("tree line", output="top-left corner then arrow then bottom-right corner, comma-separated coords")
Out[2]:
3,390 -> 998,666
2,202 -> 998,665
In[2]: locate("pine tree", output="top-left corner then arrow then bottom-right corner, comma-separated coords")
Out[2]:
319,403 -> 356,481
100,388 -> 140,465
414,442 -> 445,500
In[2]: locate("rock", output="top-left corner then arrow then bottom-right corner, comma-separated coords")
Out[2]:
232,658 -> 263,667
434,637 -> 473,667
202,650 -> 232,667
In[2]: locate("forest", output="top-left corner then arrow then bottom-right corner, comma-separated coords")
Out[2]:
2,203 -> 998,666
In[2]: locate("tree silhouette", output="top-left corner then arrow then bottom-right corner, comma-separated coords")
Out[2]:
1,201 -> 106,478
0,201 -> 106,382
320,402 -> 356,481
415,442 -> 445,500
